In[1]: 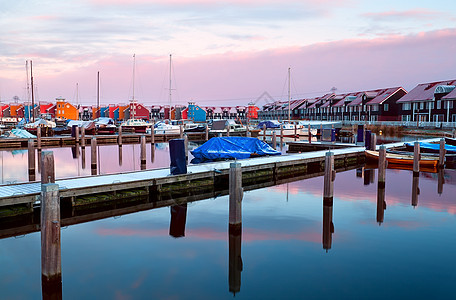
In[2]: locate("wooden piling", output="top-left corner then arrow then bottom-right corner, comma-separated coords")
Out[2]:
229,220 -> 242,294
229,162 -> 243,228
150,143 -> 155,163
294,121 -> 297,140
308,125 -> 311,144
246,122 -> 250,137
118,126 -> 122,146
226,124 -> 230,137
371,133 -> 377,151
272,131 -> 277,149
378,145 -> 386,188
322,197 -> 333,251
413,141 -> 420,175
180,124 -> 184,138
81,127 -> 86,148
37,126 -> 42,150
439,138 -> 445,168
28,139 -> 36,181
75,126 -> 79,144
205,125 -> 209,141
263,124 -> 266,142
91,137 -> 97,174
280,125 -> 284,140
323,151 -> 335,203
41,151 -> 55,184
140,135 -> 146,170
184,134 -> 189,163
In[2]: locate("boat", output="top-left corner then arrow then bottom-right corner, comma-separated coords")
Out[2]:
387,148 -> 456,168
121,119 -> 150,133
444,137 -> 456,146
148,121 -> 180,135
24,119 -> 56,136
365,149 -> 438,168
404,141 -> 456,154
184,123 -> 206,132
93,117 -> 116,134
190,136 -> 281,163
256,120 -> 303,137
209,119 -> 246,135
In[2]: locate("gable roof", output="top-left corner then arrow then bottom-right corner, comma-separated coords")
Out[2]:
397,79 -> 456,102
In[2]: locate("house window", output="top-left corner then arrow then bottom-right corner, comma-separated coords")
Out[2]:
371,104 -> 379,111
444,101 -> 454,109
437,100 -> 441,109
427,102 -> 434,109
383,104 -> 389,111
402,103 -> 411,110
420,102 -> 424,110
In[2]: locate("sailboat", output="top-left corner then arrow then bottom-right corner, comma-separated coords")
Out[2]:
120,54 -> 150,133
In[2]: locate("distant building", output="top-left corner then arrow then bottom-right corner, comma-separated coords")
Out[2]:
186,102 -> 206,122
55,97 -> 78,120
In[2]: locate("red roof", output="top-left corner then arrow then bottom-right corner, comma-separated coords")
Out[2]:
397,79 -> 456,102
367,87 -> 406,105
442,87 -> 456,100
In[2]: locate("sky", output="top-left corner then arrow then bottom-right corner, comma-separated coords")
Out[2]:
0,0 -> 455,107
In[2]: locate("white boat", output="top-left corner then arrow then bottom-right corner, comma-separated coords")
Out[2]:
209,119 -> 246,135
147,121 -> 180,135
120,119 -> 150,133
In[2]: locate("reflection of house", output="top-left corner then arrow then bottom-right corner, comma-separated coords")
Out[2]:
55,97 -> 78,120
397,79 -> 456,122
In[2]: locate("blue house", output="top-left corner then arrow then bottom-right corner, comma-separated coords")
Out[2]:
23,104 -> 38,121
186,102 -> 206,122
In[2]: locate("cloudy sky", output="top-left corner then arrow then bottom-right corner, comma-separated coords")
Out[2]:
1,0 -> 455,106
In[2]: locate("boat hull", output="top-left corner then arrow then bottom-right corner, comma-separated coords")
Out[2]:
365,150 -> 438,168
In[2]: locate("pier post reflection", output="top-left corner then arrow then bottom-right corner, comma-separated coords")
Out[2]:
323,151 -> 335,252
229,162 -> 243,295
91,137 -> 97,175
150,143 -> 155,163
81,147 -> 86,170
412,173 -> 419,207
376,186 -> 386,225
438,168 -> 444,195
118,145 -> 123,166
169,204 -> 187,238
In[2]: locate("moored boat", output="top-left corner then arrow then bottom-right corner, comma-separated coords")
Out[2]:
365,149 -> 439,168
120,119 -> 150,133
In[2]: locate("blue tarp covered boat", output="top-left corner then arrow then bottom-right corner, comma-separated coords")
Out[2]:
257,120 -> 281,129
404,142 -> 456,154
191,137 -> 281,163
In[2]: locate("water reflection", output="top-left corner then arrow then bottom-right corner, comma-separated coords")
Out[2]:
412,174 -> 419,207
322,198 -> 334,251
169,204 -> 187,238
376,185 -> 386,225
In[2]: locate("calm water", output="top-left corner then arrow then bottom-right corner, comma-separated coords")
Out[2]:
1,166 -> 455,299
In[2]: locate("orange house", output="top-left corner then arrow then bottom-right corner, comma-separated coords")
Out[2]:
55,97 -> 78,120
118,104 -> 129,120
9,104 -> 23,118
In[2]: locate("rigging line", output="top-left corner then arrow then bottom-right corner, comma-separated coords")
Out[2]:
171,58 -> 180,103
280,70 -> 288,99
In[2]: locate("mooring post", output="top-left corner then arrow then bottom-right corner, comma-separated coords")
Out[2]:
308,125 -> 311,144
413,141 -> 420,175
323,151 -> 335,203
150,122 -> 155,144
151,143 -> 155,163
272,131 -> 277,149
180,124 -> 184,138
140,135 -> 146,170
263,124 -> 266,142
229,162 -> 243,229
378,145 -> 386,188
37,126 -> 42,150
439,138 -> 445,168
81,127 -> 86,148
184,134 -> 189,163
205,124 -> 209,140
28,139 -> 36,181
226,124 -> 230,137
280,124 -> 284,140
294,122 -> 297,140
91,137 -> 97,175
75,126 -> 79,144
246,121 -> 250,137
371,133 -> 377,151
40,151 -> 61,294
169,139 -> 187,175
118,126 -> 122,146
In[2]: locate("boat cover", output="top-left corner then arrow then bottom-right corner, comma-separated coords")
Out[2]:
10,128 -> 37,138
257,120 -> 281,129
191,137 -> 281,162
404,142 -> 456,154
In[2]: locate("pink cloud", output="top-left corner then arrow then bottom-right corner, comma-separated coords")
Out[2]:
362,9 -> 442,20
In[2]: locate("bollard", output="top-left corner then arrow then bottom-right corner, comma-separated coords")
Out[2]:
229,162 -> 243,228
91,137 -> 97,175
81,127 -> 86,148
151,143 -> 155,163
151,122 -> 155,144
371,133 -> 377,151
263,124 -> 266,142
75,126 -> 79,144
378,145 -> 386,188
140,135 -> 146,170
28,139 -> 36,181
118,126 -> 122,146
205,124 -> 209,141
37,126 -> 42,150
365,130 -> 371,150
180,124 -> 184,138
41,151 -> 55,184
272,131 -> 277,149
356,124 -> 365,144
169,139 -> 187,175
439,138 -> 445,168
413,141 -> 420,175
323,151 -> 335,203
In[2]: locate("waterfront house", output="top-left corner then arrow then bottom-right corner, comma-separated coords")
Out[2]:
129,101 -> 150,120
55,97 -> 78,120
397,79 -> 456,122
247,103 -> 259,120
186,102 -> 206,122
39,102 -> 55,120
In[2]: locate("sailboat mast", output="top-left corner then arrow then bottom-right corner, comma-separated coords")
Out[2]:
76,83 -> 79,120
97,71 -> 100,119
288,67 -> 291,123
131,54 -> 136,120
30,60 -> 35,123
168,54 -> 172,109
